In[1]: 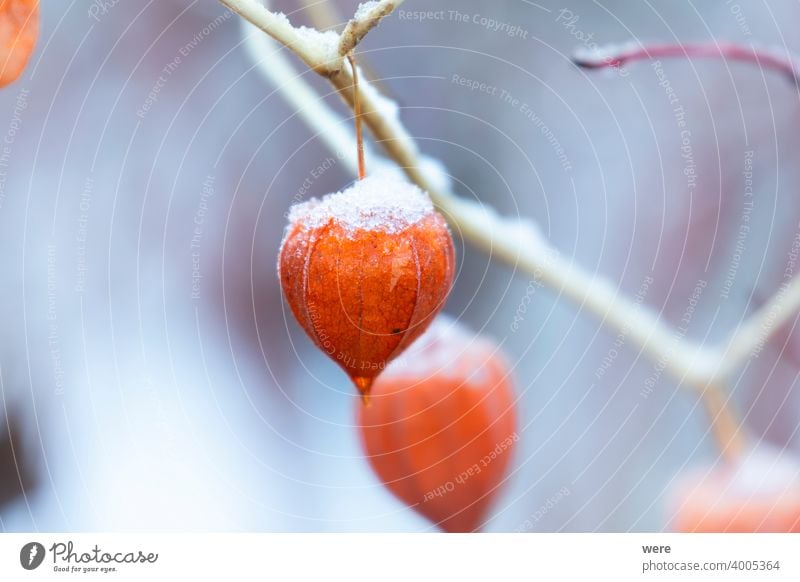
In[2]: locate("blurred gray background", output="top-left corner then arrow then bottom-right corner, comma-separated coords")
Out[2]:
1,0 -> 799,531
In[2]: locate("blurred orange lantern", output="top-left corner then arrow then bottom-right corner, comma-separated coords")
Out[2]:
1,0 -> 39,88
358,316 -> 518,532
667,445 -> 800,532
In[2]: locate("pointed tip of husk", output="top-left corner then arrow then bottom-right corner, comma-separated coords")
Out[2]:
353,375 -> 374,406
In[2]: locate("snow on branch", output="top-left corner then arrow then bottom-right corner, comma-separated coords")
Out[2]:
220,0 -> 340,73
219,0 -> 401,74
339,1 -> 400,56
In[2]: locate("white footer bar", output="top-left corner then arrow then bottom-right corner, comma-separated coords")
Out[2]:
1,533 -> 797,581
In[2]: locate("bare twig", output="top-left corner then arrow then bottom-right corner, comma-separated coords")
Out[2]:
701,383 -> 748,464
573,41 -> 800,85
719,276 -> 800,377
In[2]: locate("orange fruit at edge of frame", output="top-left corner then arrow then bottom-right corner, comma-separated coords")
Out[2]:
1,0 -> 39,88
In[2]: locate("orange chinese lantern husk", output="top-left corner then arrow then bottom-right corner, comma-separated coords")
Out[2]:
358,318 -> 517,532
279,175 -> 455,400
668,447 -> 800,532
1,0 -> 39,88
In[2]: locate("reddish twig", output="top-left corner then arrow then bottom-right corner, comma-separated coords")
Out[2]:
574,41 -> 800,85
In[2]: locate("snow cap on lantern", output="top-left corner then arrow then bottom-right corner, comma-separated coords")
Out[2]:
278,172 -> 455,400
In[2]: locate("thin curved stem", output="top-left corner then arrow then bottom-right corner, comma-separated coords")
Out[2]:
701,383 -> 747,464
573,41 -> 800,85
347,54 -> 366,180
